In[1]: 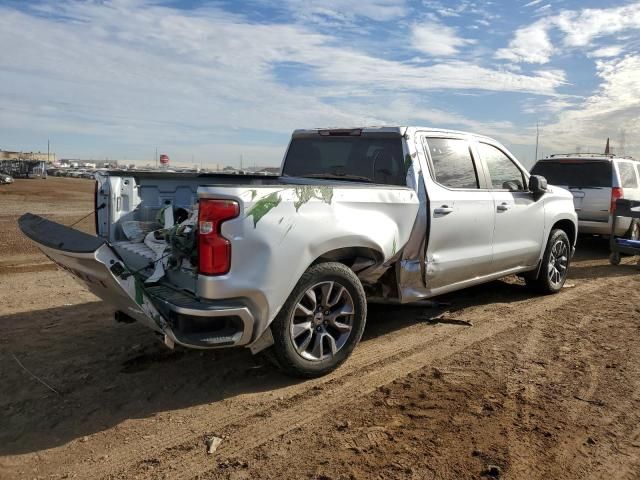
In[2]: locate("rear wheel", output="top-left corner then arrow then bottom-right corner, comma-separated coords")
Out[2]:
609,252 -> 621,266
525,229 -> 571,294
270,262 -> 367,378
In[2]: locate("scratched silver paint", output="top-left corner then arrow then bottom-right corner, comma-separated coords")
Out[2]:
196,183 -> 420,342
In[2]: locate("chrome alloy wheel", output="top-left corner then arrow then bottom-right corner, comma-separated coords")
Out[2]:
289,281 -> 355,361
548,239 -> 569,287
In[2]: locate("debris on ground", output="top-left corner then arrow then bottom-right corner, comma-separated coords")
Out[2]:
205,436 -> 224,455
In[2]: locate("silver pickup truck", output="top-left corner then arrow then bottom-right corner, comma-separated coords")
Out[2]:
20,127 -> 577,377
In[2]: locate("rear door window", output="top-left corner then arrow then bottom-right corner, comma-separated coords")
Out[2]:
424,137 -> 479,189
618,162 -> 638,188
478,143 -> 526,191
530,160 -> 612,188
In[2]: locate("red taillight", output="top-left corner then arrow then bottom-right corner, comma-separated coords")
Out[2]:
198,199 -> 240,275
611,187 -> 624,213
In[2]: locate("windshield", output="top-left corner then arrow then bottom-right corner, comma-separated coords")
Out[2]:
531,160 -> 612,188
282,136 -> 406,185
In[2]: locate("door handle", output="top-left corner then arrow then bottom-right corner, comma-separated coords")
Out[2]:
434,205 -> 454,215
497,202 -> 511,211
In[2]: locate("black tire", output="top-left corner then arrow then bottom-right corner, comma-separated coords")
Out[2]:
525,229 -> 571,294
609,252 -> 621,266
270,262 -> 367,378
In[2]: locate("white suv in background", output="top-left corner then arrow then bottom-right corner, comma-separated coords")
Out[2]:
531,154 -> 640,239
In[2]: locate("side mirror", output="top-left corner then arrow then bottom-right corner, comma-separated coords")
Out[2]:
529,175 -> 548,199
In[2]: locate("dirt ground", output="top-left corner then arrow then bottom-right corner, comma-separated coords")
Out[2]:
1,177 -> 640,480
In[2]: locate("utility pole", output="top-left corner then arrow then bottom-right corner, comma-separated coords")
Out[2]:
534,122 -> 539,162
155,147 -> 158,169
47,138 -> 50,163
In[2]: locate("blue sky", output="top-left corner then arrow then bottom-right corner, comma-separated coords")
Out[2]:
1,0 -> 639,168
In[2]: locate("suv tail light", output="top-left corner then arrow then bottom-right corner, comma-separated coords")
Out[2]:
198,199 -> 240,275
611,187 -> 624,214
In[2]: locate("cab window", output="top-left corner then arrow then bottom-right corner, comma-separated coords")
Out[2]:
424,137 -> 479,189
478,143 -> 526,191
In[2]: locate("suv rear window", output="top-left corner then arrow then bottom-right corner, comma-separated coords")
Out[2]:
531,160 -> 611,188
283,136 -> 405,185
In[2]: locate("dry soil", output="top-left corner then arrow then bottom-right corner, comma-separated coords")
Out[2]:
1,177 -> 639,480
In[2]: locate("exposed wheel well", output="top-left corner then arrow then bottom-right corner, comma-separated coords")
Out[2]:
552,219 -> 576,246
312,247 -> 383,269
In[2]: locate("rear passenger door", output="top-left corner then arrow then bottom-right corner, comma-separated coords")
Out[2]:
419,135 -> 495,290
476,141 -> 545,271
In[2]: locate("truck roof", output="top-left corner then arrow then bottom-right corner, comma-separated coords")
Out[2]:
291,126 -> 497,142
537,153 -> 637,162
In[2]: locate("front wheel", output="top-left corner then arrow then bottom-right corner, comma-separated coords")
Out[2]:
525,229 -> 571,294
270,262 -> 367,378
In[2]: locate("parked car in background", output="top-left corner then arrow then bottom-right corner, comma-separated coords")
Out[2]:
20,127 -> 577,377
531,154 -> 640,239
0,171 -> 14,184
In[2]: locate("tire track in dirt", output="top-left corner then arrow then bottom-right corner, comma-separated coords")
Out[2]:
115,276 -> 614,480
0,262 -> 57,275
501,319 -> 545,477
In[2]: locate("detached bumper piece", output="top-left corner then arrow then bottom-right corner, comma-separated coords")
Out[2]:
145,284 -> 254,348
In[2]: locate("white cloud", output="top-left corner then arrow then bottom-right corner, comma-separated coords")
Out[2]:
589,45 -> 625,58
535,4 -> 551,14
497,3 -> 640,64
555,3 -> 640,48
532,55 -> 640,158
411,21 -> 476,56
524,0 -> 543,7
284,0 -> 407,23
495,19 -> 555,64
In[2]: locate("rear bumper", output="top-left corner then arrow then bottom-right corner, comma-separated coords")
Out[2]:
18,213 -> 257,349
578,217 -> 630,236
144,284 -> 255,348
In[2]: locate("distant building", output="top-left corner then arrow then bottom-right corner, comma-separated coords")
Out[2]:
59,159 -> 117,168
257,167 -> 280,175
0,149 -> 55,162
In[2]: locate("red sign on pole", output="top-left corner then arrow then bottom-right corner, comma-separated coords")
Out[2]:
159,154 -> 169,165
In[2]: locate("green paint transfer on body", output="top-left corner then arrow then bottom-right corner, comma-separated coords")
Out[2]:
246,191 -> 282,227
245,186 -> 335,227
293,185 -> 334,212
